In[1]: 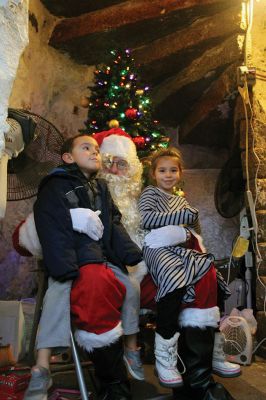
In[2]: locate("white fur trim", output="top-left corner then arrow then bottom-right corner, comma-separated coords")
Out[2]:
74,321 -> 123,353
179,306 -> 220,329
128,260 -> 148,283
19,212 -> 43,258
100,135 -> 137,162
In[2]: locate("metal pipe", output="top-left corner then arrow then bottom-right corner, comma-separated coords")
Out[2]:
70,331 -> 89,400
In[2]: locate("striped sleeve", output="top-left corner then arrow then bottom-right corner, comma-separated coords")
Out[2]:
138,186 -> 199,229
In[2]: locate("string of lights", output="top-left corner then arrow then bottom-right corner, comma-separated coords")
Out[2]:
82,49 -> 169,157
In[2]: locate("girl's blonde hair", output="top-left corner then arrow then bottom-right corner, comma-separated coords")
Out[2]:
150,147 -> 184,176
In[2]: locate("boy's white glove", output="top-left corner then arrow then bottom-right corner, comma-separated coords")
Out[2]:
70,208 -> 104,241
145,225 -> 187,248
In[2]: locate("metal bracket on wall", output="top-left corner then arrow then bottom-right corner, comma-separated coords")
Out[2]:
237,65 -> 256,87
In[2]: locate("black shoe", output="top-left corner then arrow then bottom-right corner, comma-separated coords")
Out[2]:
173,383 -> 235,400
90,338 -> 128,384
98,380 -> 132,400
174,327 -> 235,400
202,382 -> 236,400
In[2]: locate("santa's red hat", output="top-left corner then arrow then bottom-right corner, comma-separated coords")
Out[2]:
92,121 -> 138,164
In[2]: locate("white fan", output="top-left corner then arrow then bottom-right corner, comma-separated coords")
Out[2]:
220,316 -> 253,366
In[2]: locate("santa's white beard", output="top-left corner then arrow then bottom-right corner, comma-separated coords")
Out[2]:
98,171 -> 145,248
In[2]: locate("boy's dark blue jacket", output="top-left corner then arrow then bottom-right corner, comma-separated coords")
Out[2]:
34,163 -> 142,281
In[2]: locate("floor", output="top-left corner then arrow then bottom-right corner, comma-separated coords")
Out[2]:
17,310 -> 266,400
49,356 -> 266,400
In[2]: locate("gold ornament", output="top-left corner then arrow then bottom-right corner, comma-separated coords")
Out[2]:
80,96 -> 90,108
108,119 -> 120,128
173,187 -> 185,197
136,89 -> 144,96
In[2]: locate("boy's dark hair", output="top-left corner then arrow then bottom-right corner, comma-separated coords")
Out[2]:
60,133 -> 92,158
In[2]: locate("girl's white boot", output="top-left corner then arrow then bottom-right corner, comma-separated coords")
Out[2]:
154,332 -> 183,388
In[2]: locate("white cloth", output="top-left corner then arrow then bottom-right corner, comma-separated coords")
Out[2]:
144,225 -> 187,248
70,208 -> 103,241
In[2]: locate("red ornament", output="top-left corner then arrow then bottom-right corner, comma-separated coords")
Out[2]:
132,136 -> 145,149
125,108 -> 138,120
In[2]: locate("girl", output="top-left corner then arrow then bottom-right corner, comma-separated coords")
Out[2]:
138,147 -> 215,388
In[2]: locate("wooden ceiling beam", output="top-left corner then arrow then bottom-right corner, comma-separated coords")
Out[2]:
50,0 -> 221,45
132,5 -> 242,64
178,63 -> 238,140
152,34 -> 243,105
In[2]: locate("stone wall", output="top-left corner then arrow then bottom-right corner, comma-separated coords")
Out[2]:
183,169 -> 239,260
0,0 -> 29,156
9,0 -> 94,137
0,0 -> 95,299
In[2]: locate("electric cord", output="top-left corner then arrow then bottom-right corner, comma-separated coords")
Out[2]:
246,92 -> 266,316
244,0 -> 254,67
252,337 -> 266,355
256,76 -> 266,82
239,76 -> 266,332
237,0 -> 266,352
226,252 -> 233,286
225,235 -> 240,286
256,67 -> 266,74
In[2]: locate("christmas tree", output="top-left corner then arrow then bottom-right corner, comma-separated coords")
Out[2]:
83,49 -> 168,158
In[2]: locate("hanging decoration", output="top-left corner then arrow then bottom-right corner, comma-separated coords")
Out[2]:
125,108 -> 138,120
80,96 -> 90,108
132,136 -> 146,149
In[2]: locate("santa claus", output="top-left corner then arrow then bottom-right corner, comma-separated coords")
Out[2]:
92,124 -> 239,400
14,121 -> 239,400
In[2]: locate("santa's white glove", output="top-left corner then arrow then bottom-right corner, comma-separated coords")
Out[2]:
70,208 -> 104,241
19,212 -> 43,258
145,225 -> 187,248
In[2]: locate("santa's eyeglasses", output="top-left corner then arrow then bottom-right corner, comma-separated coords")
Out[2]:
102,157 -> 129,171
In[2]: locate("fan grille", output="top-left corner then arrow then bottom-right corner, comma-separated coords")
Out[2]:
220,315 -> 252,365
7,111 -> 64,201
223,324 -> 247,355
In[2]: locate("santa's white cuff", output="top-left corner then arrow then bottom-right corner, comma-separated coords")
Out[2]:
179,306 -> 220,329
74,321 -> 123,353
19,212 -> 43,258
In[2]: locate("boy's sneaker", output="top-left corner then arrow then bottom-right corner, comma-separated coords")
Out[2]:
123,348 -> 145,381
23,366 -> 53,400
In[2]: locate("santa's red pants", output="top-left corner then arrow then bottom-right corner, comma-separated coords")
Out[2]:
140,264 -> 217,311
71,263 -> 126,335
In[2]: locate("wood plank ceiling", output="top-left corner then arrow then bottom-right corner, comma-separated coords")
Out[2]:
40,0 -> 244,148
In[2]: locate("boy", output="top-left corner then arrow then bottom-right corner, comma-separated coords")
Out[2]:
25,134 -> 142,400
